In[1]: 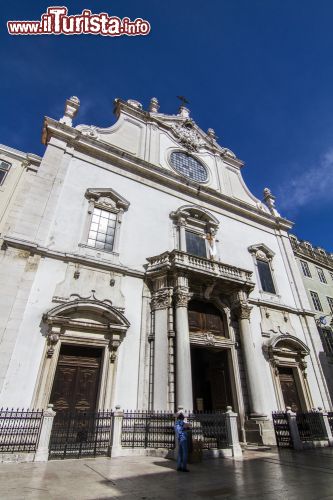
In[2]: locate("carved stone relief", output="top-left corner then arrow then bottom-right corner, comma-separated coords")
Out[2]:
53,263 -> 125,308
170,122 -> 205,151
151,288 -> 173,310
260,307 -> 296,337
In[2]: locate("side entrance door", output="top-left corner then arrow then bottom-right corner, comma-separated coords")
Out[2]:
48,344 -> 112,459
50,344 -> 102,413
278,366 -> 302,412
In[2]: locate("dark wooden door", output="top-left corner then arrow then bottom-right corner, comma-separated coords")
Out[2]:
50,345 -> 102,413
188,300 -> 225,336
278,367 -> 302,412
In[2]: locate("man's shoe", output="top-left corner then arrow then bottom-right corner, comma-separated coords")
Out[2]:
177,467 -> 182,471
182,469 -> 190,472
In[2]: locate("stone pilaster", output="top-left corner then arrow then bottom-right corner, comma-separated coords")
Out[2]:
151,283 -> 173,410
34,404 -> 56,462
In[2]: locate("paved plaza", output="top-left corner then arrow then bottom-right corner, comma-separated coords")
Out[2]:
1,447 -> 333,499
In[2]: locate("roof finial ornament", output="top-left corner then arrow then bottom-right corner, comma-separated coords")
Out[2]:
263,187 -> 280,217
59,96 -> 80,126
149,97 -> 160,113
177,95 -> 190,118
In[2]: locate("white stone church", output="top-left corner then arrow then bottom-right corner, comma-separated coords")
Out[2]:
0,96 -> 331,444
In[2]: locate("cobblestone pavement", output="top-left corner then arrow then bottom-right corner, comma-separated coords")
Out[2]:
1,447 -> 333,499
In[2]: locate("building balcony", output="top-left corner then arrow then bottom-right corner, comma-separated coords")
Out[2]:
146,250 -> 254,292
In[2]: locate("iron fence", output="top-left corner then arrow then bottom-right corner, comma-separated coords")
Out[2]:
0,408 -> 44,453
328,412 -> 333,433
296,412 -> 327,442
121,411 -> 175,448
49,410 -> 113,460
187,411 -> 228,449
272,412 -> 293,448
121,410 -> 228,450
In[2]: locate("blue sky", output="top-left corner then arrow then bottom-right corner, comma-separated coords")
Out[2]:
1,1 -> 333,251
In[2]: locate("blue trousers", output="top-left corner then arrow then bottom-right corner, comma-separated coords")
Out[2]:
177,439 -> 188,470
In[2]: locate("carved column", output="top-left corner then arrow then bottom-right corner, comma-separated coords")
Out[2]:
233,299 -> 267,417
151,283 -> 173,410
174,275 -> 193,411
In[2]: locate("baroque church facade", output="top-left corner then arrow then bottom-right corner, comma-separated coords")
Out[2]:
0,96 -> 331,445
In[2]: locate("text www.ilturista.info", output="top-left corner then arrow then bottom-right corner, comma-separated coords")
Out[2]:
7,6 -> 151,36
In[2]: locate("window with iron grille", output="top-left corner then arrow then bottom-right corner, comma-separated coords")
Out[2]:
310,291 -> 323,311
300,260 -> 312,278
87,207 -> 117,252
0,160 -> 11,185
316,267 -> 327,284
320,328 -> 333,355
327,297 -> 333,315
257,259 -> 276,294
330,272 -> 333,282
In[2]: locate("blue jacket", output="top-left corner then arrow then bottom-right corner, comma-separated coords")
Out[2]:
175,419 -> 188,443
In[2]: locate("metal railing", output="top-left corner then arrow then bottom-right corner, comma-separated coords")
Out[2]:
49,410 -> 113,460
187,411 -> 228,449
121,411 -> 175,448
296,412 -> 327,442
121,410 -> 228,450
272,411 -> 293,448
0,408 -> 44,453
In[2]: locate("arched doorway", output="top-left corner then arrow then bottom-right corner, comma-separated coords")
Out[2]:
33,299 -> 130,411
265,334 -> 313,412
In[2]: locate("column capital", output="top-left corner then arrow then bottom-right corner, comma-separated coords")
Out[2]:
174,287 -> 191,308
232,300 -> 253,320
151,287 -> 173,310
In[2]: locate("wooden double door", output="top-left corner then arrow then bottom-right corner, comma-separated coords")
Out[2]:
50,344 -> 102,413
278,366 -> 302,412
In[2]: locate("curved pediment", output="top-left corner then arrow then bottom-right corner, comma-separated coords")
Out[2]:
267,334 -> 310,357
43,299 -> 130,333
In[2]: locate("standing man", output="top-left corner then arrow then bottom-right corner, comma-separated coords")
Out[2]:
174,411 -> 191,472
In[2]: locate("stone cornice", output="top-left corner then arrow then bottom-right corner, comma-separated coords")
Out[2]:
2,236 -> 144,278
248,297 -> 316,317
41,117 -> 293,231
0,144 -> 42,171
293,248 -> 333,272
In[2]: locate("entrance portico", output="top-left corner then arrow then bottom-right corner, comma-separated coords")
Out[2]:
146,249 -> 270,441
